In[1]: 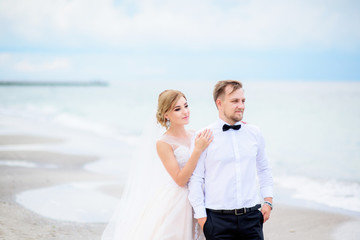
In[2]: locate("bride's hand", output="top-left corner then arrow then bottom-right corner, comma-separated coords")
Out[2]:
194,129 -> 213,152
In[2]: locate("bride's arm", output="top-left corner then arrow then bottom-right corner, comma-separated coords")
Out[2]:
156,130 -> 212,187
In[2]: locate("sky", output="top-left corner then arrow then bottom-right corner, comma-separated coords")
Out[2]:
0,0 -> 359,82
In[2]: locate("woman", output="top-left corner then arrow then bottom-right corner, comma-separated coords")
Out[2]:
102,89 -> 212,240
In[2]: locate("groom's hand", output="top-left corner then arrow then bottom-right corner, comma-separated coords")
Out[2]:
261,197 -> 273,223
198,217 -> 207,230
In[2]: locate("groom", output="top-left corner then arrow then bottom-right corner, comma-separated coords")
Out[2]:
188,80 -> 273,240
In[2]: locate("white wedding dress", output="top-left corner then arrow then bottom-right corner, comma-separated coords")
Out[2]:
102,130 -> 204,240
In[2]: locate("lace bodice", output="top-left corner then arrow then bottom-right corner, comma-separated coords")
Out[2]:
158,130 -> 194,169
173,146 -> 191,169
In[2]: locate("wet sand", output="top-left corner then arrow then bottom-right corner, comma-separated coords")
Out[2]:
0,135 -> 113,240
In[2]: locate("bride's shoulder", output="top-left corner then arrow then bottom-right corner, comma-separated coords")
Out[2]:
156,137 -> 173,151
157,134 -> 180,150
157,134 -> 171,143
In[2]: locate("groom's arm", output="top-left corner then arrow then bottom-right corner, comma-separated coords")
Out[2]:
255,127 -> 273,223
188,142 -> 207,221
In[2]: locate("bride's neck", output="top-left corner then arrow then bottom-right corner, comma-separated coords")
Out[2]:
166,125 -> 188,139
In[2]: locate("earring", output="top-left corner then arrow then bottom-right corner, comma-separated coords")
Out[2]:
166,119 -> 170,128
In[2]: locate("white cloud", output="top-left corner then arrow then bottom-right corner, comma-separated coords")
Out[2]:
14,58 -> 71,72
0,0 -> 359,50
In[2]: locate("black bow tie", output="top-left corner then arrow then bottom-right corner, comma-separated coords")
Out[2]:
222,124 -> 241,131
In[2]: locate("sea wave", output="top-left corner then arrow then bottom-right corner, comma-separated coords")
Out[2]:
0,160 -> 57,169
275,175 -> 360,214
0,105 -> 125,137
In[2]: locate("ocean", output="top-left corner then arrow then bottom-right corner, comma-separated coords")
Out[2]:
1,80 -> 359,222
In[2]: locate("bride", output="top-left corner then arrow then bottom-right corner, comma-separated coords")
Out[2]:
102,89 -> 213,240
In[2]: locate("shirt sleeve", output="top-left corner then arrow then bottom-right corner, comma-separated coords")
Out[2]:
256,130 -> 274,199
188,137 -> 207,219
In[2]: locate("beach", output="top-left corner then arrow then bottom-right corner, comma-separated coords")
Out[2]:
1,0 -> 360,237
1,133 -> 359,240
1,81 -> 360,239
0,131 -> 126,240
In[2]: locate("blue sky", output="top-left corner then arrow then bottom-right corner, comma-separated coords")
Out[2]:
0,0 -> 359,82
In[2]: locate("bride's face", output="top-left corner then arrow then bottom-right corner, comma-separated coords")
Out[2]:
165,97 -> 190,127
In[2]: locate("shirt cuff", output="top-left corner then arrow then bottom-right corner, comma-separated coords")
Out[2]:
193,206 -> 207,219
261,186 -> 273,199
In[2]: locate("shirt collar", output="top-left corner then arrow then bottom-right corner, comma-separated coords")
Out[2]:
217,117 -> 243,127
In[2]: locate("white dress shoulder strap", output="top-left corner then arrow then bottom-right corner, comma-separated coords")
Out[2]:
158,130 -> 194,150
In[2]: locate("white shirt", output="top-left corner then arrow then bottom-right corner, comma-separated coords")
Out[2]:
188,118 -> 273,219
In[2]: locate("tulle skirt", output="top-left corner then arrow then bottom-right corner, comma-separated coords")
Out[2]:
102,182 -> 204,240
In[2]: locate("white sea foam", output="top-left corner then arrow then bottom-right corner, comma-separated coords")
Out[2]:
16,182 -> 120,223
275,175 -> 360,213
0,106 -> 134,140
0,160 -> 57,168
0,108 -> 137,157
53,113 -> 119,137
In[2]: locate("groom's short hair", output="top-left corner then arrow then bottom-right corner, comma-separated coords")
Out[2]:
213,80 -> 243,105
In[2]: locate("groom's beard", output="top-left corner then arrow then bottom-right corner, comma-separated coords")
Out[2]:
224,110 -> 243,123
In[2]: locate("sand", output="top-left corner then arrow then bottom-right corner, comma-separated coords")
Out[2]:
0,135 -> 113,240
0,134 -> 359,240
264,205 -> 359,240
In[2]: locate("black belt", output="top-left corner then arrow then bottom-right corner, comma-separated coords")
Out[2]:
207,204 -> 261,216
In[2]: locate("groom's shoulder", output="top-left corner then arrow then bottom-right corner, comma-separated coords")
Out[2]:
242,121 -> 262,136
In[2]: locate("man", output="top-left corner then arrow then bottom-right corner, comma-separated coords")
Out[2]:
188,80 -> 273,240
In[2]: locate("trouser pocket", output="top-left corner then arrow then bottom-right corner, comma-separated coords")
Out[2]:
203,215 -> 212,238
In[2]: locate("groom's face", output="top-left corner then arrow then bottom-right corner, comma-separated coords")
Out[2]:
219,86 -> 245,125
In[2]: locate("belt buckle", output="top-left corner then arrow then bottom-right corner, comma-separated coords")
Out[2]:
235,208 -> 246,216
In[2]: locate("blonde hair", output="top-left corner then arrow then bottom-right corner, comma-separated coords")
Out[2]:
156,89 -> 187,129
213,80 -> 243,107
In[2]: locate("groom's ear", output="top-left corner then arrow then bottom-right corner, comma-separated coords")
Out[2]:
216,98 -> 222,109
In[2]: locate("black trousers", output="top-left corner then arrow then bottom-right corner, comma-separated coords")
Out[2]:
203,208 -> 264,240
